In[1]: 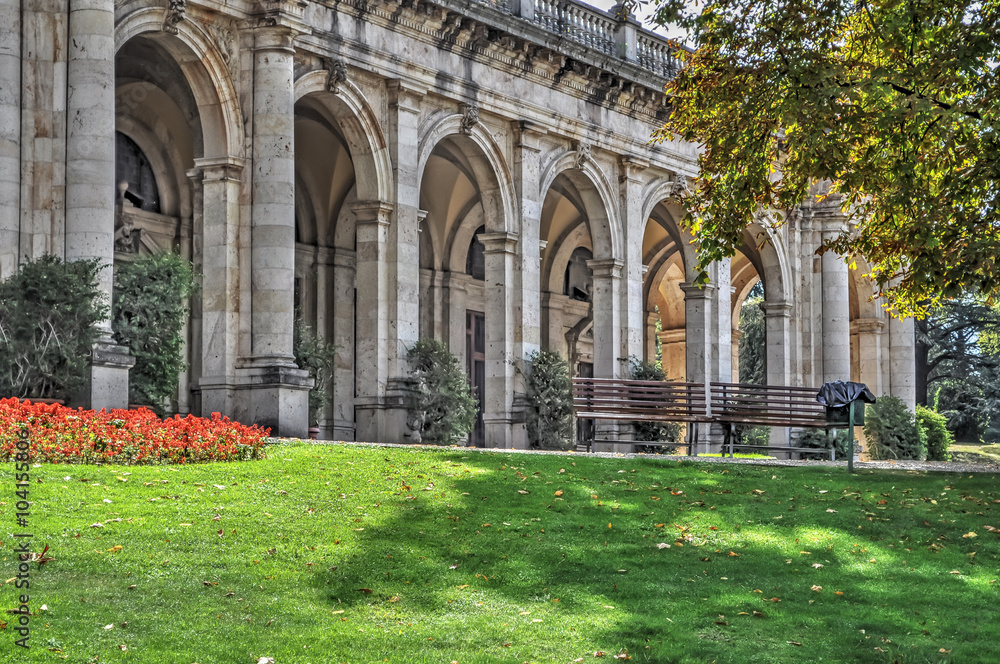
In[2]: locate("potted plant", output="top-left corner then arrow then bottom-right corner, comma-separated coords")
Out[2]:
0,255 -> 107,402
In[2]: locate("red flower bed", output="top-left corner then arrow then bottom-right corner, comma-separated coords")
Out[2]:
0,398 -> 270,464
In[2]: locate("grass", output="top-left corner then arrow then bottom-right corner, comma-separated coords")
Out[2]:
949,442 -> 1000,465
3,442 -> 1000,664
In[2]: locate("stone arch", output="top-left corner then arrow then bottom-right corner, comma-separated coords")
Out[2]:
115,9 -> 243,160
639,179 -> 699,280
745,215 -> 792,304
294,71 -> 393,205
539,150 -> 621,260
417,114 -> 516,235
545,224 -> 595,294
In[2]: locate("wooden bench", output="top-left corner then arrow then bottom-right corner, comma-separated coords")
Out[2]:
572,378 -> 712,453
572,378 -> 845,459
710,382 -> 837,460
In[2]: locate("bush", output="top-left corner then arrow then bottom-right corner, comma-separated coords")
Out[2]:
629,357 -> 682,446
112,252 -> 196,413
863,396 -> 926,460
406,339 -> 477,445
738,424 -> 772,448
524,350 -> 575,450
916,405 -> 953,461
0,397 -> 268,464
0,255 -> 107,400
293,318 -> 338,428
795,427 -> 853,460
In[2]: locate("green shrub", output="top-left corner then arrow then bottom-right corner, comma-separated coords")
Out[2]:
524,350 -> 575,450
795,428 -> 853,460
112,252 -> 196,413
863,396 -> 926,460
0,255 -> 107,400
738,424 -> 772,447
916,405 -> 953,461
629,357 -> 682,446
406,339 -> 477,445
293,318 -> 339,428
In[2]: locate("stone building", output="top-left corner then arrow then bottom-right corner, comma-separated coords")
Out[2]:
0,0 -> 915,446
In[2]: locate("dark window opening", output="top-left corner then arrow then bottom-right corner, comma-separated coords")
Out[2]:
466,226 -> 486,281
115,132 -> 161,213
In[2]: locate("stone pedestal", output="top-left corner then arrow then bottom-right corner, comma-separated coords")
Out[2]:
889,316 -> 916,408
235,365 -> 311,439
78,341 -> 136,411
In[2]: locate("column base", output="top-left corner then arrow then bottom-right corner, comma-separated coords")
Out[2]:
233,365 -> 312,439
484,415 -> 517,449
355,377 -> 417,444
77,341 -> 135,411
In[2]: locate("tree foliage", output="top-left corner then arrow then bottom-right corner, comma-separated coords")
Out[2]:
113,252 -> 196,413
524,350 -> 575,450
738,281 -> 766,385
916,405 -> 953,461
652,0 -> 1000,315
293,318 -> 339,428
406,339 -> 478,445
0,255 -> 106,400
863,395 -> 926,460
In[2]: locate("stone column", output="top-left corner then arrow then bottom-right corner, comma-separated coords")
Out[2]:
762,300 -> 792,387
331,247 -> 356,441
444,272 -> 468,364
820,216 -> 851,383
541,292 -> 567,358
853,318 -> 884,396
512,121 -> 546,360
0,0 -> 18,278
193,157 -> 244,418
353,201 -> 392,442
889,316 -> 915,409
237,4 -> 312,437
657,328 -> 685,381
712,261 -> 733,383
645,311 -> 659,365
65,0 -> 133,409
481,231 -> 519,449
587,259 -> 624,379
619,156 -> 649,363
730,328 -> 743,383
681,281 -> 718,453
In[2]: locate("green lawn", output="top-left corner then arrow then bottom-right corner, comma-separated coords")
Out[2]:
3,442 -> 999,663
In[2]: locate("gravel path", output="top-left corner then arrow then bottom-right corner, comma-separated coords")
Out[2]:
279,439 -> 1000,474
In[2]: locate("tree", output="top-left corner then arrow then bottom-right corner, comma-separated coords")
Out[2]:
523,350 -> 575,450
738,281 -> 766,385
113,252 -> 196,412
406,339 -> 478,445
650,0 -> 1000,316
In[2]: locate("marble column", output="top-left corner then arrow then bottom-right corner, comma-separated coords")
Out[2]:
619,156 -> 649,363
481,231 -> 519,449
237,8 -> 312,437
512,121 -> 546,360
0,0 -> 18,278
65,0 -> 133,409
889,316 -> 916,409
541,292 -> 567,358
762,300 -> 792,387
853,318 -> 884,396
645,311 -> 659,365
681,281 -> 718,453
331,247 -> 356,441
657,328 -> 685,381
353,201 -> 392,442
820,221 -> 851,383
730,328 -> 743,383
193,157 -> 244,418
445,272 -> 469,365
587,258 -> 624,379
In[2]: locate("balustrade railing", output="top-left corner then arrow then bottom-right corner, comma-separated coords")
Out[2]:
533,0 -> 616,55
636,31 -> 680,78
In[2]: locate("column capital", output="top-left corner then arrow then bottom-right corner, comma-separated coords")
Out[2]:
192,156 -> 245,181
332,247 -> 357,270
386,79 -> 426,112
760,299 -> 793,318
253,0 -> 310,47
851,317 -> 885,335
586,258 -> 623,278
480,231 -> 519,254
680,281 -> 715,299
351,200 -> 393,225
619,155 -> 649,182
513,119 -> 547,150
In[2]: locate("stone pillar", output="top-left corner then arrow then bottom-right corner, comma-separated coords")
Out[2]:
481,232 -> 518,449
762,300 -> 792,387
730,328 -> 743,382
193,157 -> 244,418
889,316 -> 916,409
645,311 -> 659,365
237,5 -> 311,437
657,328 -> 685,381
331,248 -> 356,440
512,121 -> 546,360
587,259 -> 623,379
353,201 -> 392,442
853,318 -> 884,396
0,0 -> 18,278
445,272 -> 468,364
612,3 -> 639,61
712,261 -> 733,383
820,219 -> 851,384
541,292 -> 567,358
65,0 -> 133,409
620,156 -> 649,363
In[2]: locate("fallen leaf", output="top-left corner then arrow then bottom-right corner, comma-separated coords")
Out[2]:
517,490 -> 529,495
104,624 -> 114,630
657,543 -> 671,549
787,641 -> 802,646
357,588 -> 373,593
256,658 -> 275,664
554,490 -> 564,496
811,585 -> 823,592
812,563 -> 824,569
457,584 -> 469,590
90,523 -> 103,528
963,532 -> 978,539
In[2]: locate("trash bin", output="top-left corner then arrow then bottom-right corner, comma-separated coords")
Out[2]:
816,381 -> 877,473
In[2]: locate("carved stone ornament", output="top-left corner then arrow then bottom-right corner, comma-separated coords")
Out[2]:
574,141 -> 592,169
666,173 -> 692,199
460,102 -> 480,135
162,0 -> 186,34
325,58 -> 348,94
114,212 -> 139,254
